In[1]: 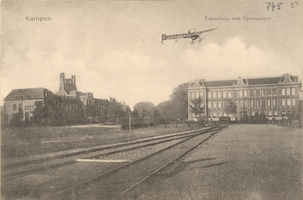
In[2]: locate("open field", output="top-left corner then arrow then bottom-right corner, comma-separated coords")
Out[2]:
124,124 -> 302,200
1,124 -> 202,158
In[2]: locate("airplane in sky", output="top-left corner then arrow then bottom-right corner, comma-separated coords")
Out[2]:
161,28 -> 217,45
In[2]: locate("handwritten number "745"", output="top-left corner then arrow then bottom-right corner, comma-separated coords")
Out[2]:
266,2 -> 283,11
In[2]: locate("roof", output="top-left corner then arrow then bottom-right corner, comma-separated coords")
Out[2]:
94,98 -> 109,105
3,88 -> 51,101
192,74 -> 299,88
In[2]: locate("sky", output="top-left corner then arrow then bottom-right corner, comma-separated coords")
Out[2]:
1,0 -> 302,109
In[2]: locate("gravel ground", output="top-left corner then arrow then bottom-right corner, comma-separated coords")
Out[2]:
122,124 -> 302,200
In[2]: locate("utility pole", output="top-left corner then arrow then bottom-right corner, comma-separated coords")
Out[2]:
129,114 -> 131,131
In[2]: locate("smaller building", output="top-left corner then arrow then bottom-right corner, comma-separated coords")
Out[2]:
3,88 -> 55,122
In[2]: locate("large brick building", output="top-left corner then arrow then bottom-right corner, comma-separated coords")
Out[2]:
3,73 -> 123,125
188,74 -> 302,121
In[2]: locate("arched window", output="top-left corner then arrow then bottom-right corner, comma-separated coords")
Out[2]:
274,111 -> 278,117
251,111 -> 255,116
268,111 -> 272,117
218,112 -> 222,117
213,112 -> 217,118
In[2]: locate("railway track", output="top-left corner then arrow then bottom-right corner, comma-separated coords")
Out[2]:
44,125 -> 226,200
2,127 -> 211,179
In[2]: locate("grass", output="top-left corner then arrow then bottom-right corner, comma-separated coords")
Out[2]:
1,124 -> 203,159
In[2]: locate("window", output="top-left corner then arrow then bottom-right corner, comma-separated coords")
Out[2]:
273,99 -> 276,107
251,90 -> 254,97
292,99 -> 296,106
218,92 -> 221,98
228,91 -> 232,98
218,101 -> 222,108
18,104 -> 22,109
213,112 -> 217,118
213,92 -> 217,99
281,89 -> 285,95
268,111 -> 272,117
35,101 -> 42,106
256,100 -> 259,107
262,89 -> 266,96
244,100 -> 248,108
273,89 -> 276,95
239,91 -> 243,98
256,90 -> 260,97
274,111 -> 278,117
234,91 -> 238,98
287,99 -> 291,106
223,112 -> 227,117
218,112 -> 222,117
235,101 -> 238,108
223,91 -> 227,98
282,111 -> 286,117
286,88 -> 290,95
191,92 -> 195,99
291,88 -> 296,95
213,101 -> 217,108
261,99 -> 266,107
267,99 -> 271,107
208,102 -> 212,108
250,100 -> 254,107
244,91 -> 248,97
199,91 -> 204,97
207,90 -> 211,98
282,99 -> 286,106
240,101 -> 243,108
13,104 -> 17,111
267,89 -> 271,96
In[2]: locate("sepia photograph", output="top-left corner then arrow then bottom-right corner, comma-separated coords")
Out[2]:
1,0 -> 302,199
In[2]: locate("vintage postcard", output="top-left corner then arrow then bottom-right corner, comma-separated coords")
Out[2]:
1,0 -> 302,199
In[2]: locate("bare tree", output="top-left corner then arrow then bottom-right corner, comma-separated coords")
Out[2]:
224,99 -> 237,115
189,96 -> 205,119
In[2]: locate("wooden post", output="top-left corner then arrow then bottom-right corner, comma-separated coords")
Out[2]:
129,114 -> 131,131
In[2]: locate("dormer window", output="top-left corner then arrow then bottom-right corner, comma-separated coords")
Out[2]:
233,77 -> 248,86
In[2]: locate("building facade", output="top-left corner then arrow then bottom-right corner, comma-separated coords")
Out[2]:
188,74 -> 301,121
3,73 -> 119,125
3,88 -> 56,122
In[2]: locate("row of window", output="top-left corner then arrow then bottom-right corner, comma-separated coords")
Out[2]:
13,101 -> 43,111
96,106 -> 105,112
207,99 -> 296,109
191,87 -> 297,99
58,104 -> 79,111
202,110 -> 292,118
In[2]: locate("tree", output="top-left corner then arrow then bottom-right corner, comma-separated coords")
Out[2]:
170,83 -> 189,120
133,102 -> 155,119
32,104 -> 50,126
189,96 -> 205,120
224,99 -> 237,115
152,109 -> 161,125
10,107 -> 23,127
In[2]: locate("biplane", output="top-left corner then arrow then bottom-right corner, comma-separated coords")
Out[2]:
161,28 -> 217,45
